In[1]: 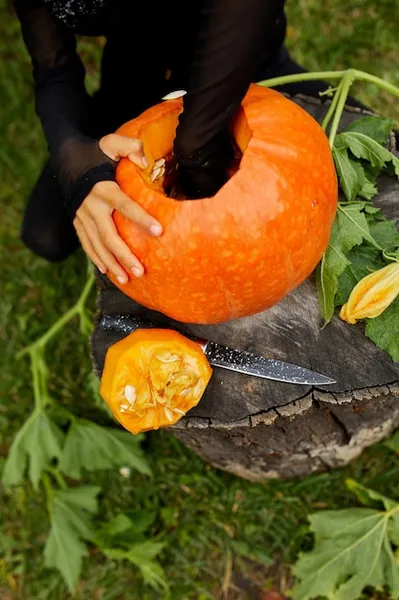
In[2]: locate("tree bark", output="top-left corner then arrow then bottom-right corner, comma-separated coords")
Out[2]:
90,95 -> 399,481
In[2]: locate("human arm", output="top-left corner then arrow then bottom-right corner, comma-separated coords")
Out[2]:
13,0 -> 162,280
174,0 -> 283,198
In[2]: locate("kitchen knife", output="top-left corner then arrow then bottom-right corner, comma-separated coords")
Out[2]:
100,315 -> 336,386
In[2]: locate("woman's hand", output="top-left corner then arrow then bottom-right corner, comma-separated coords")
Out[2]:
73,134 -> 163,283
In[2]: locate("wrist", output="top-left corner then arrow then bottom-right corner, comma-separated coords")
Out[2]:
65,163 -> 116,221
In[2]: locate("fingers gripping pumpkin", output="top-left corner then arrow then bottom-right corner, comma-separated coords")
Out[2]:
109,83 -> 338,324
100,329 -> 212,434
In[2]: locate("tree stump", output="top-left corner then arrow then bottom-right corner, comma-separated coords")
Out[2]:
90,96 -> 399,481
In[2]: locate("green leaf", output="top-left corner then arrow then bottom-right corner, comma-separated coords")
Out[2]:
333,146 -> 359,202
335,244 -> 384,306
368,219 -> 399,253
95,510 -> 156,549
364,204 -> 381,215
317,248 -> 350,322
316,205 -> 375,322
85,371 -> 113,418
44,486 -> 100,594
2,410 -> 63,489
337,131 -> 399,182
104,542 -> 168,592
59,419 -> 151,479
345,479 -> 398,510
359,179 -> 378,201
231,540 -> 272,564
290,501 -> 399,600
339,131 -> 392,169
344,116 -> 394,145
347,159 -> 379,201
338,204 -> 380,249
365,298 -> 399,362
384,429 -> 399,454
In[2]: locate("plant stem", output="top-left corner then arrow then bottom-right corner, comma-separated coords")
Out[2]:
41,472 -> 54,515
352,69 -> 399,99
257,68 -> 399,99
18,272 -> 95,358
321,79 -> 344,133
30,351 -> 43,410
257,70 -> 347,88
328,70 -> 356,147
77,271 -> 96,312
48,467 -> 67,490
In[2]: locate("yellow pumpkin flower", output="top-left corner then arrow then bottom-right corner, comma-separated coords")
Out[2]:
340,262 -> 399,325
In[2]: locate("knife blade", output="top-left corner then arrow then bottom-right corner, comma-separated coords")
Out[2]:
195,339 -> 336,386
99,315 -> 336,386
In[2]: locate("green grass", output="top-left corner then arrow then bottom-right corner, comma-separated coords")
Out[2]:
1,0 -> 398,598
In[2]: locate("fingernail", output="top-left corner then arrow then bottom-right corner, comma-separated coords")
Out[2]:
142,156 -> 149,168
98,266 -> 106,274
132,267 -> 143,277
117,275 -> 127,284
150,223 -> 163,236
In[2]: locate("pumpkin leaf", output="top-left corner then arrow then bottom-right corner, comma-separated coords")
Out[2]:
44,486 -> 100,594
365,298 -> 399,362
345,478 -> 399,510
347,158 -> 380,201
2,410 -> 63,490
317,204 -> 374,323
290,484 -> 399,600
344,116 -> 395,145
337,204 -> 381,249
338,131 -> 392,169
368,219 -> 399,253
333,146 -> 359,202
335,244 -> 384,306
103,542 -> 168,593
94,510 -> 156,549
85,371 -> 113,418
94,512 -> 167,591
59,419 -> 151,479
337,131 -> 399,182
384,429 -> 399,454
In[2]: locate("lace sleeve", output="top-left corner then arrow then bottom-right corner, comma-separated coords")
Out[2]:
13,0 -> 115,219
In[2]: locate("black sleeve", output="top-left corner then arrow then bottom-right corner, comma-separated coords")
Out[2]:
173,0 -> 282,198
13,0 -> 115,220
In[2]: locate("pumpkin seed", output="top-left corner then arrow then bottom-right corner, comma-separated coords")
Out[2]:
150,166 -> 165,182
154,158 -> 166,169
124,385 -> 136,404
162,89 -> 187,100
164,407 -> 174,422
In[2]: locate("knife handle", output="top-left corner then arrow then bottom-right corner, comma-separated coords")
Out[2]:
101,314 -> 208,351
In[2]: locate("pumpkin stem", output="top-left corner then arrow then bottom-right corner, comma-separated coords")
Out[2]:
258,68 -> 399,149
258,69 -> 399,100
321,79 -> 345,133
327,70 -> 357,147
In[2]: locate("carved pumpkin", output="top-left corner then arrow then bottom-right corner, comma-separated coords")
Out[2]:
100,329 -> 212,434
109,83 -> 338,324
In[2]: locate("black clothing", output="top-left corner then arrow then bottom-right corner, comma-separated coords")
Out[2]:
14,0 -> 368,262
13,0 -> 287,218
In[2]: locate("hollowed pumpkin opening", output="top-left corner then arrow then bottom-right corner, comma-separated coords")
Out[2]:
137,106 -> 251,199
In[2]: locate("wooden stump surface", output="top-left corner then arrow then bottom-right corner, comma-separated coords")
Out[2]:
90,95 -> 399,480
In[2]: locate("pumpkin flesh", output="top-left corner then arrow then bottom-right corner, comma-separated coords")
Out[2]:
100,329 -> 213,434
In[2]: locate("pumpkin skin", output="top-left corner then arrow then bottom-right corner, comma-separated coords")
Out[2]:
110,83 -> 338,324
100,329 -> 213,434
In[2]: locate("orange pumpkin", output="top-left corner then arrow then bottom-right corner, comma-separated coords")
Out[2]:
110,83 -> 338,324
100,329 -> 212,434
